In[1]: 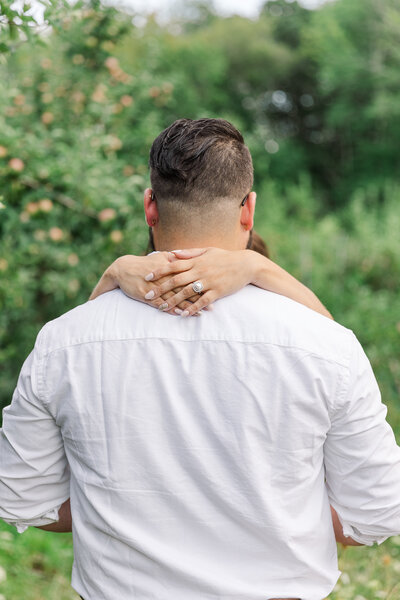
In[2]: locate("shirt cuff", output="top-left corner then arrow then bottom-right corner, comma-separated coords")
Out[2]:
337,513 -> 391,546
2,504 -> 63,534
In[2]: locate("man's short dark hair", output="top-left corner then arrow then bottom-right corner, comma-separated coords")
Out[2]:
149,118 -> 253,214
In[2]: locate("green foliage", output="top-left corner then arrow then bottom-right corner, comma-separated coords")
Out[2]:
0,521 -> 77,598
302,0 -> 400,202
255,186 -> 400,436
0,3 -> 153,403
0,0 -> 41,54
0,0 -> 399,427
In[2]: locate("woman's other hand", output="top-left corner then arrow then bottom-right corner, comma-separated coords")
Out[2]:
89,252 -> 204,315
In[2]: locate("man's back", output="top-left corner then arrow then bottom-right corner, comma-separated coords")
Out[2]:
2,285 -> 400,600
26,286 -> 375,599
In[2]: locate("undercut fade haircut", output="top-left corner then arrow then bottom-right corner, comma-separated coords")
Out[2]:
149,118 -> 254,216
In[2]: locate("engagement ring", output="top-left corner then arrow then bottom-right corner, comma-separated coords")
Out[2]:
192,281 -> 204,294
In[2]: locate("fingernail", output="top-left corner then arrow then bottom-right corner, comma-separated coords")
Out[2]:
145,290 -> 155,299
159,303 -> 169,311
145,272 -> 154,281
174,308 -> 183,315
181,310 -> 190,317
171,249 -> 182,253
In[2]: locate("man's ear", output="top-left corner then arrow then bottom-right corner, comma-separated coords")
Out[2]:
144,188 -> 159,227
240,191 -> 256,231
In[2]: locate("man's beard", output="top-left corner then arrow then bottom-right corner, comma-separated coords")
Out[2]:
146,226 -> 155,254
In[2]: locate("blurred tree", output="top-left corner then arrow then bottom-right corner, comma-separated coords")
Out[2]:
0,0 -> 44,54
303,0 -> 400,204
0,2 -> 146,405
1,0 -> 400,414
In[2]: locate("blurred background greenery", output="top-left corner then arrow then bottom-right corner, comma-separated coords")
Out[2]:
0,0 -> 399,598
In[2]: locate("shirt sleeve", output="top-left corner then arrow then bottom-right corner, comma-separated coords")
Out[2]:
0,328 -> 70,532
324,332 -> 400,546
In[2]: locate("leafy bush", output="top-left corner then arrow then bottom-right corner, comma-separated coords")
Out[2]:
1,0 -> 399,434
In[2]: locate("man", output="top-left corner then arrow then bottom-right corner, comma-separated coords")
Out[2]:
1,118 -> 400,600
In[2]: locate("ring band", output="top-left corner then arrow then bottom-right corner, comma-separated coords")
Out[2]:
192,280 -> 204,294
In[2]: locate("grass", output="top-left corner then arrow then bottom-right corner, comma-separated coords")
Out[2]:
332,540 -> 400,599
0,521 -> 78,600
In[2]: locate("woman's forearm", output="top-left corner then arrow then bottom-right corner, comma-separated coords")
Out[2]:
249,251 -> 333,320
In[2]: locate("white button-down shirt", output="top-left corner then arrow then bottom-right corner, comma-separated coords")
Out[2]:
1,286 -> 400,600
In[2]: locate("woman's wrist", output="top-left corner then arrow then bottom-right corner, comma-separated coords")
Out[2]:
245,249 -> 270,288
108,255 -> 129,287
89,257 -> 124,300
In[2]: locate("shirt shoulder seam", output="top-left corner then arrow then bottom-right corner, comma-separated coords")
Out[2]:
40,336 -> 351,368
331,330 -> 356,415
34,323 -> 51,406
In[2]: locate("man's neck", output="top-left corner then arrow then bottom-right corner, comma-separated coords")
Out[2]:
152,231 -> 245,252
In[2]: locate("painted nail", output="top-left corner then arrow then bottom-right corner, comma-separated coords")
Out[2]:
145,272 -> 154,281
145,290 -> 155,299
181,310 -> 190,317
174,308 -> 183,315
159,303 -> 169,311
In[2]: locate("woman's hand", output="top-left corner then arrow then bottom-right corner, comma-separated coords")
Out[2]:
141,248 -> 257,316
90,253 -> 171,303
89,252 -> 203,315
